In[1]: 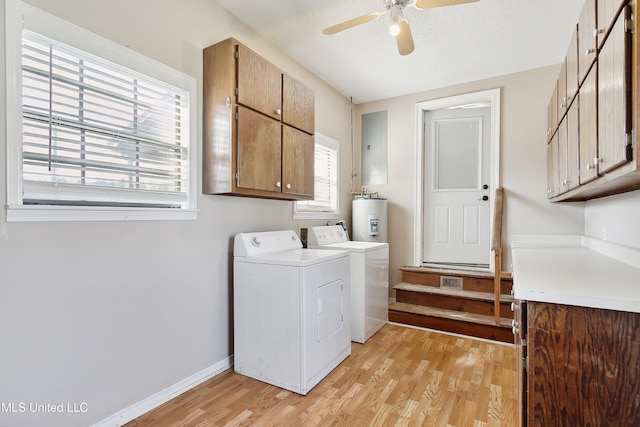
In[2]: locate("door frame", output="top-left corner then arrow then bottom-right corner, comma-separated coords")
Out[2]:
413,88 -> 501,271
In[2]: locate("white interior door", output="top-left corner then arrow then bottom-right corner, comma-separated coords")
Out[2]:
423,107 -> 491,266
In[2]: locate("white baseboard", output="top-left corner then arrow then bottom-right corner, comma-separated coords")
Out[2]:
90,356 -> 233,427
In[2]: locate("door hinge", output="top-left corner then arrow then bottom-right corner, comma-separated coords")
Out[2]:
234,50 -> 239,60
626,15 -> 634,33
234,172 -> 238,181
626,130 -> 634,147
235,112 -> 239,121
235,87 -> 239,96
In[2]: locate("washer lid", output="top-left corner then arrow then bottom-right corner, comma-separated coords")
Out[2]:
235,248 -> 348,267
307,240 -> 388,253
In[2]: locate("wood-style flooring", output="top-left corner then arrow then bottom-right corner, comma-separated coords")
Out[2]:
126,324 -> 517,427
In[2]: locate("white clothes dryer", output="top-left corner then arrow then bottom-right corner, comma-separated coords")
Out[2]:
233,230 -> 351,395
307,225 -> 389,343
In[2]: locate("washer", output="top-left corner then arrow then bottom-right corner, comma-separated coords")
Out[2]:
307,225 -> 389,343
233,230 -> 351,395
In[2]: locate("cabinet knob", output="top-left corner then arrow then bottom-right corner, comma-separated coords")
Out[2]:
593,28 -> 605,37
594,157 -> 603,164
276,108 -> 282,115
286,183 -> 291,189
585,48 -> 596,55
276,181 -> 281,188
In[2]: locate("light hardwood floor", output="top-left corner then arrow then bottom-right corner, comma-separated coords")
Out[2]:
126,324 -> 518,427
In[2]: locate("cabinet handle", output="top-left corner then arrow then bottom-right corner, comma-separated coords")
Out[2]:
511,302 -> 517,311
276,181 -> 281,188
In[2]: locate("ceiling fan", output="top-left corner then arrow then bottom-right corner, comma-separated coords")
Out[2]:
322,0 -> 479,56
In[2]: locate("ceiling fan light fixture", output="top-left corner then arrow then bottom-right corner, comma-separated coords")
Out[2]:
388,4 -> 405,37
389,21 -> 401,36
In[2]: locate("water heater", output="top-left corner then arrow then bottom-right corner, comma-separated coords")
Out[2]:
352,198 -> 387,243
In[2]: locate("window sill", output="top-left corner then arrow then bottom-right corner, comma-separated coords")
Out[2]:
6,205 -> 198,222
293,211 -> 341,221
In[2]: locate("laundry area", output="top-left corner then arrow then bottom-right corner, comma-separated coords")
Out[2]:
232,197 -> 390,394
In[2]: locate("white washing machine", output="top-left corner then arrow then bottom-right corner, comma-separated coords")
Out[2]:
233,230 -> 351,395
307,225 -> 389,344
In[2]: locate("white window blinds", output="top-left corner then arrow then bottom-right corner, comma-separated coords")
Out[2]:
21,30 -> 190,207
297,135 -> 338,213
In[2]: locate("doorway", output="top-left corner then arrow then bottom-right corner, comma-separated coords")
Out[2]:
414,89 -> 501,271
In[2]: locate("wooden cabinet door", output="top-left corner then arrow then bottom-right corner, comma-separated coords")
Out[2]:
557,60 -> 568,118
547,136 -> 558,198
282,125 -> 314,198
282,74 -> 315,134
557,118 -> 568,194
236,106 -> 282,193
597,0 -> 626,47
546,84 -> 558,143
526,302 -> 640,426
597,6 -> 632,175
566,27 -> 579,106
236,45 -> 282,120
566,101 -> 580,191
580,67 -> 599,184
578,0 -> 597,85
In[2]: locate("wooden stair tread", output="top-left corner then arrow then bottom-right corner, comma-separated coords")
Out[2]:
394,282 -> 514,303
401,266 -> 513,280
389,302 -> 512,328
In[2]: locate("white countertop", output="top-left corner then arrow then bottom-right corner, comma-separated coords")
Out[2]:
511,235 -> 640,313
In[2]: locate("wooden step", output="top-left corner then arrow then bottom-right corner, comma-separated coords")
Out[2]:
394,282 -> 514,318
388,302 -> 514,344
401,266 -> 513,294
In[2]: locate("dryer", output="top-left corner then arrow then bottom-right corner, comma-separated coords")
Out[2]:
307,225 -> 389,343
233,230 -> 351,395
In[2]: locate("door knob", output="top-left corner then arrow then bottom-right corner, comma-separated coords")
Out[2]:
478,195 -> 489,201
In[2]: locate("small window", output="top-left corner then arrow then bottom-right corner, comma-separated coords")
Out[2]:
5,0 -> 197,221
294,133 -> 340,219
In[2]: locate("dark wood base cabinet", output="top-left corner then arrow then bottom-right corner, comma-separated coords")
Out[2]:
518,301 -> 640,426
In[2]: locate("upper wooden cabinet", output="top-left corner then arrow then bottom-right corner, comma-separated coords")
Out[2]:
598,6 -> 632,175
202,38 -> 315,200
579,68 -> 599,184
283,74 -> 315,134
546,1 -> 640,201
597,0 -> 628,47
578,0 -> 597,84
236,46 -> 282,121
566,27 -> 579,106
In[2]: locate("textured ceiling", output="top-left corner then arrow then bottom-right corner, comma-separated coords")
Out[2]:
216,0 -> 585,104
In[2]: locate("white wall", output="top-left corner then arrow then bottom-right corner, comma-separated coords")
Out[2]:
353,65 -> 586,289
0,1 -> 353,426
585,190 -> 640,248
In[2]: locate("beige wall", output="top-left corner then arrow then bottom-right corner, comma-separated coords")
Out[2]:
0,1 -> 352,426
353,65 -> 585,290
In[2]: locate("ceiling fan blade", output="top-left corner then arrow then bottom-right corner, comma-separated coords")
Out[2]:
415,0 -> 479,9
396,20 -> 415,56
322,12 -> 384,35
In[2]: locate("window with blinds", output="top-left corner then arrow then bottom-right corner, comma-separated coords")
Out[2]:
20,30 -> 190,208
295,134 -> 339,215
